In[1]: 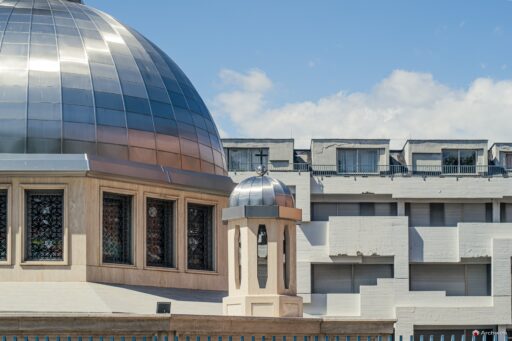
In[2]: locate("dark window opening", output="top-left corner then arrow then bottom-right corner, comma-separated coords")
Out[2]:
187,203 -> 214,271
25,190 -> 64,261
257,224 -> 268,288
146,198 -> 175,268
102,192 -> 132,265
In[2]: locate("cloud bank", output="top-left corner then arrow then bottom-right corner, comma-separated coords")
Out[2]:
212,69 -> 512,149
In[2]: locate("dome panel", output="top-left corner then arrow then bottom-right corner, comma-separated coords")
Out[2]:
0,0 -> 227,175
229,175 -> 295,208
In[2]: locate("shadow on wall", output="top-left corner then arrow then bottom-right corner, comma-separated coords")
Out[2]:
408,227 -> 424,262
300,223 -> 327,246
97,283 -> 227,303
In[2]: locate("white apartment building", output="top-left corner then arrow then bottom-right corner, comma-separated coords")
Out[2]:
223,138 -> 512,338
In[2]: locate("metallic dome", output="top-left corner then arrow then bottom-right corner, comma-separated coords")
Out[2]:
0,0 -> 227,175
229,173 -> 295,208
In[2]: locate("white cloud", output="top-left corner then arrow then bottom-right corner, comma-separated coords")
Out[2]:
212,69 -> 512,149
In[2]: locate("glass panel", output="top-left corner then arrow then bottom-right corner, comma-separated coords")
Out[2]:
442,149 -> 459,174
146,198 -> 174,268
228,149 -> 248,171
102,193 -> 132,265
187,203 -> 214,271
459,150 -> 476,173
359,149 -> 378,173
430,203 -> 445,226
250,148 -> 268,169
257,224 -> 268,289
339,149 -> 357,173
359,203 -> 375,216
25,190 -> 64,261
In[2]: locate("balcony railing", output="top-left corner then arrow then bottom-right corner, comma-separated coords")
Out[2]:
228,163 -> 511,177
312,164 -> 510,177
228,163 -> 311,173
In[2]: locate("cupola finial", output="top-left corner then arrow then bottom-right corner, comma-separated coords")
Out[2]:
255,164 -> 268,176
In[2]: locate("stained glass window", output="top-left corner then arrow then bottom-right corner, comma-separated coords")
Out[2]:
0,191 -> 7,261
25,190 -> 64,261
102,193 -> 132,265
146,198 -> 174,268
187,203 -> 214,271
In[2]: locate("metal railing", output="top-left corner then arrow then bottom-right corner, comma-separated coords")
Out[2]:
0,334 -> 504,341
228,163 -> 311,173
228,163 -> 511,177
312,164 -> 510,177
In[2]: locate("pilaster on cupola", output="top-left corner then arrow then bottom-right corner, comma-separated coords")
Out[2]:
222,165 -> 303,317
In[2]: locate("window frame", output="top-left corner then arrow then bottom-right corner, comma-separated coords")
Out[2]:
337,148 -> 379,174
409,263 -> 491,296
226,147 -> 269,172
184,198 -> 218,274
441,149 -> 478,174
20,184 -> 68,266
0,185 -> 12,266
505,152 -> 512,170
99,187 -> 137,268
143,192 -> 178,272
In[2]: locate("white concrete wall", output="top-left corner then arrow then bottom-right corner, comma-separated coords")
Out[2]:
223,139 -> 295,169
403,140 -> 489,166
226,138 -> 512,335
311,139 -> 390,168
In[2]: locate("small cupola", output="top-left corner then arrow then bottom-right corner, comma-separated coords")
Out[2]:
224,165 -> 301,222
222,165 -> 303,318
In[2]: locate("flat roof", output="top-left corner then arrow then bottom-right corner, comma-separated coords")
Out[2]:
310,138 -> 390,142
222,138 -> 294,143
405,139 -> 488,144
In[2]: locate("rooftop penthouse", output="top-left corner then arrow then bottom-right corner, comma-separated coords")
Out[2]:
222,138 -> 512,177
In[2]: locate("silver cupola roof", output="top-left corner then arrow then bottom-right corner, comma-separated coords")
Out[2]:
228,166 -> 295,208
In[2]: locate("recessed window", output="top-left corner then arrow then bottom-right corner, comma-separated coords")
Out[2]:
442,149 -> 477,174
312,263 -> 393,293
146,198 -> 175,268
0,190 -> 7,261
502,203 -> 512,223
226,148 -> 269,171
102,192 -> 132,265
187,203 -> 214,271
338,149 -> 379,174
25,190 -> 64,261
410,263 -> 491,296
311,202 -> 397,221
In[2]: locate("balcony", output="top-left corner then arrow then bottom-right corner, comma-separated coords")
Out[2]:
311,164 -> 510,177
227,163 -> 511,177
227,162 -> 311,173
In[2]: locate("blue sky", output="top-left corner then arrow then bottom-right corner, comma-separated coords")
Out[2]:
87,0 -> 512,147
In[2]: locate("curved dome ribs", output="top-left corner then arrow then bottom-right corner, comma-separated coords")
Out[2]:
229,176 -> 295,209
0,0 -> 227,175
